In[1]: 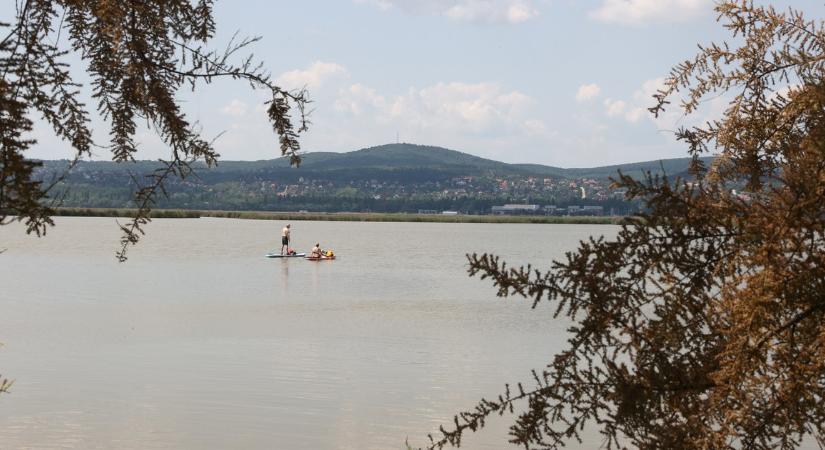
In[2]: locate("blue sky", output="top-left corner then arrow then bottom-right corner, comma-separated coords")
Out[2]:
8,0 -> 819,167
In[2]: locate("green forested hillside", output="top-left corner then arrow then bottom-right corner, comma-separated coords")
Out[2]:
36,143 -> 703,214
512,156 -> 713,180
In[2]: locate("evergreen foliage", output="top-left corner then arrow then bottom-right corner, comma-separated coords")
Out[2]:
0,0 -> 308,261
426,3 -> 825,449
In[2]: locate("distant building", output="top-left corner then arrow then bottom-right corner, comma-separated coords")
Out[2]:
442,210 -> 459,215
568,205 -> 604,216
418,209 -> 439,215
543,205 -> 565,216
491,204 -> 541,215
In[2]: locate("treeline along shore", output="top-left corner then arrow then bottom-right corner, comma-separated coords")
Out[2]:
53,207 -> 624,225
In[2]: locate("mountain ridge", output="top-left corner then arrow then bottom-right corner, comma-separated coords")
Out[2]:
276,143 -> 706,178
35,143 -> 708,214
42,143 -> 707,180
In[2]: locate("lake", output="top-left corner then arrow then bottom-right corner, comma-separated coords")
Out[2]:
0,217 -> 614,449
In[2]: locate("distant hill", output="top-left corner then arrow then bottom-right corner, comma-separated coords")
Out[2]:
35,143 -> 711,214
40,143 -> 707,180
513,157 -> 713,180
256,143 -> 709,179
246,143 -> 533,176
287,144 -> 709,178
296,144 -> 510,170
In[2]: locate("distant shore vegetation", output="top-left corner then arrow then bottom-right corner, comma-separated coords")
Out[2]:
53,207 -> 623,225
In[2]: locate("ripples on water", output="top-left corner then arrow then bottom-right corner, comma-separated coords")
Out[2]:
0,218 -> 615,449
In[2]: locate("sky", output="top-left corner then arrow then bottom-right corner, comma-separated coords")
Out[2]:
6,0 -> 820,167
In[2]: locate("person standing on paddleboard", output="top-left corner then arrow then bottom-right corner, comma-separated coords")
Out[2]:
280,224 -> 291,255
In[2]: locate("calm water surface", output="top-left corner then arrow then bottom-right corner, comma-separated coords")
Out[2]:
1,217 -> 616,449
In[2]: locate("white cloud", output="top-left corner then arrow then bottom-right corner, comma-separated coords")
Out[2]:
335,81 -> 541,136
334,84 -> 387,116
603,77 -> 664,123
576,83 -> 601,102
356,0 -> 539,24
589,0 -> 711,25
623,107 -> 647,123
633,77 -> 666,103
444,0 -> 538,24
277,61 -> 348,90
221,99 -> 248,117
604,98 -> 627,117
395,82 -> 534,132
521,119 -> 550,136
354,0 -> 393,10
506,3 -> 535,23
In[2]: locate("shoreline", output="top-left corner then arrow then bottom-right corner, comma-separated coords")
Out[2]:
53,207 -> 626,225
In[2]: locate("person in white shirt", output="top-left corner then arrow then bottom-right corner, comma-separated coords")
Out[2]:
280,224 -> 291,255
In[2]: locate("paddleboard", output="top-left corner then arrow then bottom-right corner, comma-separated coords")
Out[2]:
265,252 -> 306,258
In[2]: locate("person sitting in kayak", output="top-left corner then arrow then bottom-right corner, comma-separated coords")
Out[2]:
310,243 -> 322,258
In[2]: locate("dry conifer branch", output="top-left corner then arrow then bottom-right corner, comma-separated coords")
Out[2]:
423,2 -> 825,449
0,341 -> 10,396
0,376 -> 11,394
1,0 -> 310,260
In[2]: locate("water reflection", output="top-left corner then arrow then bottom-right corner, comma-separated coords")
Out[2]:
279,258 -> 289,293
